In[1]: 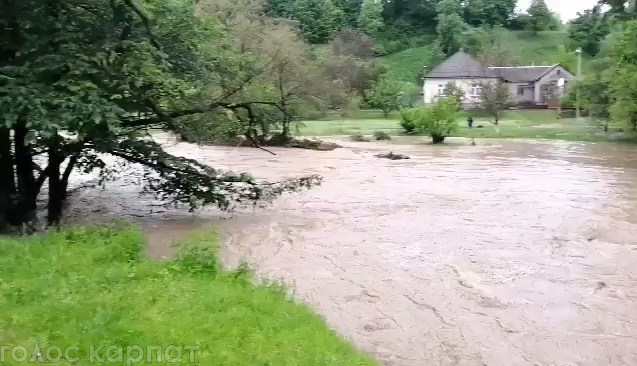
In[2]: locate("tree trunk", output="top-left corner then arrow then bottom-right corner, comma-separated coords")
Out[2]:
61,155 -> 77,200
431,134 -> 445,144
47,135 -> 64,226
0,127 -> 15,229
14,122 -> 38,232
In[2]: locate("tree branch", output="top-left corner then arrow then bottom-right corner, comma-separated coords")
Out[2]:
122,0 -> 161,50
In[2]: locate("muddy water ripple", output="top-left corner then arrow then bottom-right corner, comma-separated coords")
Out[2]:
67,134 -> 637,365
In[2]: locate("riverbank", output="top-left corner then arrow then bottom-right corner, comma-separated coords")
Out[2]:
295,110 -> 637,143
0,226 -> 376,365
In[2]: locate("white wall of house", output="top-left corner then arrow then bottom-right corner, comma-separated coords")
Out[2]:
538,65 -> 574,85
423,78 -> 495,105
509,82 -> 535,104
535,65 -> 575,103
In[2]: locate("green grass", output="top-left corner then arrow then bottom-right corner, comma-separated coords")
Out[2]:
295,110 -> 635,143
0,226 -> 377,366
511,31 -> 570,64
381,45 -> 437,85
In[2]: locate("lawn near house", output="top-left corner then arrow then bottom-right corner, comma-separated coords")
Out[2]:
0,226 -> 377,366
295,110 -> 632,143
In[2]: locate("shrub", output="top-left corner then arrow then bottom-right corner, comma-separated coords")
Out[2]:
366,77 -> 408,117
403,98 -> 460,144
373,131 -> 392,140
399,108 -> 417,133
350,134 -> 370,142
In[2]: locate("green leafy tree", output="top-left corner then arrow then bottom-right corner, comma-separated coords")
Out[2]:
463,0 -> 516,27
606,20 -> 637,130
0,0 -> 321,230
480,81 -> 512,126
358,0 -> 385,34
575,61 -> 611,130
323,30 -> 385,100
366,76 -> 407,117
526,0 -> 555,34
401,98 -> 460,143
568,7 -> 610,56
551,45 -> 578,72
334,0 -> 364,27
443,83 -> 465,108
381,0 -> 439,32
462,26 -> 518,66
293,0 -> 345,43
436,0 -> 469,55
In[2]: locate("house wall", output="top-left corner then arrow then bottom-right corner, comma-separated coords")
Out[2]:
509,83 -> 535,104
535,66 -> 576,103
423,78 -> 496,105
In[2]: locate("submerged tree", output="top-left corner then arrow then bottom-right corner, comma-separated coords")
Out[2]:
0,0 -> 321,231
401,97 -> 460,144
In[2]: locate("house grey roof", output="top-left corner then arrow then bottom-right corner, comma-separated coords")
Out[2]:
487,66 -> 557,83
425,50 -> 496,79
424,50 -> 565,83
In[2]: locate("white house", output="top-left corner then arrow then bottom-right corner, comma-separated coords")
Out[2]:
422,50 -> 575,107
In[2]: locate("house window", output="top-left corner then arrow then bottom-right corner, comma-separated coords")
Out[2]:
437,84 -> 446,96
517,86 -> 525,96
470,83 -> 482,96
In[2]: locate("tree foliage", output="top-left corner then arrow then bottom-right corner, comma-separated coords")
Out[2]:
480,81 -> 512,125
605,20 -> 637,130
366,77 -> 407,116
463,0 -> 516,27
436,0 -> 469,55
0,0 -> 322,231
568,7 -> 610,57
462,26 -> 518,66
525,0 -> 557,34
358,0 -> 385,35
323,29 -> 385,104
400,98 -> 460,143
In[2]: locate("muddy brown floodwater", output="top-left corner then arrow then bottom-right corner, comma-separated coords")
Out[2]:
66,133 -> 637,366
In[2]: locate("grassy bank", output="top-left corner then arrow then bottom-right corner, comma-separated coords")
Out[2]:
0,226 -> 376,365
295,110 -> 635,143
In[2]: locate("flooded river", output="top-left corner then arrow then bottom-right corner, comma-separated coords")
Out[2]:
67,134 -> 637,365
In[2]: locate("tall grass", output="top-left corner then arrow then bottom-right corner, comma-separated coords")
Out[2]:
0,226 -> 377,365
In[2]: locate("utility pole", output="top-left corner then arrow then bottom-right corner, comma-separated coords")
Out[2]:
422,66 -> 428,105
576,47 -> 582,121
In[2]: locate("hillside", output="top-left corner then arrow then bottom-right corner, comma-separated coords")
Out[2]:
381,30 -> 571,86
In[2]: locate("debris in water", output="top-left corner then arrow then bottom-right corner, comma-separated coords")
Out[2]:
374,152 -> 410,160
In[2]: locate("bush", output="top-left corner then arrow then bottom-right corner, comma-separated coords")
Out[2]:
373,131 -> 392,140
350,134 -> 370,142
402,98 -> 460,144
399,108 -> 417,133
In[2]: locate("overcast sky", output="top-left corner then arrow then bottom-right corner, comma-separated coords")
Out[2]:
517,0 -> 600,21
